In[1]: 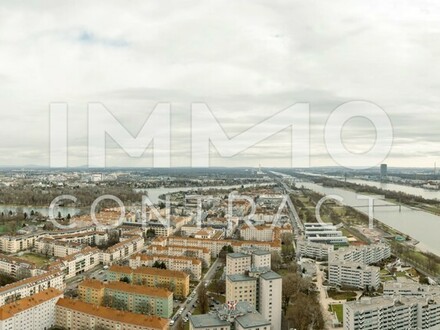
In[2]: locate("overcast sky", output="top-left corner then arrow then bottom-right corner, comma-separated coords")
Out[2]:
0,1 -> 439,168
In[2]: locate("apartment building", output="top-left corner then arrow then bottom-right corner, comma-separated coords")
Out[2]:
52,230 -> 108,246
0,270 -> 64,306
0,233 -> 42,253
257,271 -> 282,330
296,239 -> 334,260
240,224 -> 274,242
35,237 -> 83,257
329,243 -> 391,265
194,227 -> 218,239
328,261 -> 380,289
383,281 -> 440,297
108,265 -> 190,298
226,249 -> 271,276
130,253 -> 202,280
239,224 -> 292,242
145,220 -> 173,237
251,249 -> 272,269
0,254 -> 41,278
226,253 -> 252,276
101,235 -> 144,265
164,236 -> 282,258
0,288 -> 62,330
56,246 -> 101,279
226,274 -> 257,308
147,244 -> 211,267
55,298 -> 169,330
344,295 -> 440,330
79,279 -> 173,318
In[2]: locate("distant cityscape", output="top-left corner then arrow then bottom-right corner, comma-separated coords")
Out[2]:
0,167 -> 436,329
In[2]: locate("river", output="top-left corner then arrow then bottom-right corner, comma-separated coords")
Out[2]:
281,174 -> 440,256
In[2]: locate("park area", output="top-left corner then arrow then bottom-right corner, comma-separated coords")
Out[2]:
18,252 -> 51,267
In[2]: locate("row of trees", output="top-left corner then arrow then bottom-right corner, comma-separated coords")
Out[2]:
0,184 -> 143,207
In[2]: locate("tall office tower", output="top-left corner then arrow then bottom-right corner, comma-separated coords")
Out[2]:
380,164 -> 388,177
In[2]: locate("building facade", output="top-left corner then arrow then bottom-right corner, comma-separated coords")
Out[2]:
55,298 -> 169,330
0,271 -> 64,306
79,279 -> 173,318
0,288 -> 62,330
108,265 -> 190,298
130,253 -> 202,280
344,295 -> 440,330
328,261 -> 380,289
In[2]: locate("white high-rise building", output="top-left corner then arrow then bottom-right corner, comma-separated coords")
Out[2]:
258,271 -> 282,330
225,251 -> 281,330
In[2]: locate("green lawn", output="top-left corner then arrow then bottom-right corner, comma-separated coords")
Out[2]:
19,253 -> 51,266
395,271 -> 407,277
329,304 -> 343,323
327,290 -> 357,300
381,276 -> 395,282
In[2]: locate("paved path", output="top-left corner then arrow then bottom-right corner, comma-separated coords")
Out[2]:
315,263 -> 337,329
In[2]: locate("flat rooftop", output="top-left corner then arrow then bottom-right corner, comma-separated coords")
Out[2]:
189,314 -> 230,328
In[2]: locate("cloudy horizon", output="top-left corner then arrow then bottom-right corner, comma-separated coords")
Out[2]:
0,1 -> 439,168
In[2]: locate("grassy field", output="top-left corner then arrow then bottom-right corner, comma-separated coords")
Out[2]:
329,304 -> 343,323
19,253 -> 51,266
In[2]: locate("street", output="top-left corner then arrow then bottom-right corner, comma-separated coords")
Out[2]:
171,258 -> 221,329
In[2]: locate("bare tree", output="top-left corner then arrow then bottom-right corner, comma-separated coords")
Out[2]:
282,272 -> 313,314
174,318 -> 184,330
197,283 -> 209,314
286,293 -> 324,330
271,252 -> 282,271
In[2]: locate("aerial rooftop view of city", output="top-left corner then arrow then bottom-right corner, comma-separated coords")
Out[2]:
0,1 -> 440,330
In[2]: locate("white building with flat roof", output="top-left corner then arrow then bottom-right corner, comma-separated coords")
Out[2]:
329,243 -> 391,265
329,261 -> 380,289
344,295 -> 440,330
226,274 -> 257,307
258,271 -> 282,330
296,239 -> 334,260
304,223 -> 348,245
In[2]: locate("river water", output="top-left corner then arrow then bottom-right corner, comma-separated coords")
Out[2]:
288,176 -> 440,256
